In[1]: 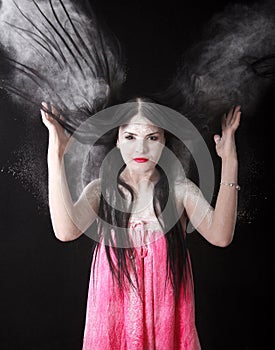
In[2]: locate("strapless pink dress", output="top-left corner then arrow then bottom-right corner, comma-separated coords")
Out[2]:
82,219 -> 201,350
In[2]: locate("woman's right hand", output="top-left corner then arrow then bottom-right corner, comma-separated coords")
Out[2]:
41,102 -> 72,158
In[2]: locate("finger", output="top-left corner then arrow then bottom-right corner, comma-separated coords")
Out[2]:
51,103 -> 67,125
41,102 -> 54,121
230,105 -> 241,126
51,103 -> 59,117
47,103 -> 65,127
41,109 -> 58,131
41,105 -> 52,124
60,114 -> 65,121
214,134 -> 222,145
41,102 -> 50,117
232,110 -> 241,130
41,101 -> 48,110
41,109 -> 55,131
51,103 -> 64,122
41,102 -> 62,132
40,108 -> 47,120
225,105 -> 235,125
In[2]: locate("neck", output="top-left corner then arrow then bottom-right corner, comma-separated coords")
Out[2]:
121,167 -> 159,192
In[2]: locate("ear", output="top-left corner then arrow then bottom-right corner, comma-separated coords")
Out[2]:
116,140 -> 120,149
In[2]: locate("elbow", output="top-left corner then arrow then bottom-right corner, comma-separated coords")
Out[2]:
205,224 -> 235,247
54,233 -> 71,242
215,239 -> 232,248
200,227 -> 234,247
51,219 -> 83,241
211,235 -> 233,248
53,229 -> 82,242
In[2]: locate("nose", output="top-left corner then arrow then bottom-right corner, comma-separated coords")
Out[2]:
135,139 -> 147,154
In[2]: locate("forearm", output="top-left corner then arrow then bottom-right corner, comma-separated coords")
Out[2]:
210,157 -> 239,246
47,148 -> 82,241
187,106 -> 241,246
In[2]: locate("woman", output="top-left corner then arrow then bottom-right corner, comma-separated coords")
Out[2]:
41,97 -> 241,349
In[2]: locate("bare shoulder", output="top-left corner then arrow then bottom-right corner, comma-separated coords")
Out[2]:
174,177 -> 213,227
174,177 -> 200,201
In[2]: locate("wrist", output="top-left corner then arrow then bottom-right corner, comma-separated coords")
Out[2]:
220,181 -> 241,191
221,154 -> 238,164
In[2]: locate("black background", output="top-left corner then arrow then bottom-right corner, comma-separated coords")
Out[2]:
0,0 -> 272,349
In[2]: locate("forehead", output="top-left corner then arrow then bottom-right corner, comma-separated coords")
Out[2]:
119,114 -> 163,134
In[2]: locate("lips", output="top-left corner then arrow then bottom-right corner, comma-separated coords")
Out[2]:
133,158 -> 149,163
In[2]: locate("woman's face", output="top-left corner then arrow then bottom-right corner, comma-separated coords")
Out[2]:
117,114 -> 165,172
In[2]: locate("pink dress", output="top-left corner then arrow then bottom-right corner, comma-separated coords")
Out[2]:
82,219 -> 201,350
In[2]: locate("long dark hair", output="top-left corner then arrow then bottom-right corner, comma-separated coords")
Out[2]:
88,97 -> 193,298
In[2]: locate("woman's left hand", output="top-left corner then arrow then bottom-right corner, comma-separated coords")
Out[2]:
214,105 -> 241,159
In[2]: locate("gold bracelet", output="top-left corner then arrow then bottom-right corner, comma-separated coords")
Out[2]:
220,182 -> 241,190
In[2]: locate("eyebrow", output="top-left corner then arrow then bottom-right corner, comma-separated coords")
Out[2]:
123,131 -> 161,136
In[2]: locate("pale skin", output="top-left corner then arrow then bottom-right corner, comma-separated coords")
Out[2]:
41,102 -> 241,247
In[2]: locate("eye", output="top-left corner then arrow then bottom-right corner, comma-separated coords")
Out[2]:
125,135 -> 134,140
148,135 -> 158,141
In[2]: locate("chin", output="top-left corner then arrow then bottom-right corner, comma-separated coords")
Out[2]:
128,161 -> 156,171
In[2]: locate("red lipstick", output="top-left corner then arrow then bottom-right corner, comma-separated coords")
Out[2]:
133,158 -> 149,163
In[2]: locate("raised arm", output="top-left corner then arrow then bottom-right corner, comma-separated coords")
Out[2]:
181,106 -> 241,247
41,103 -> 100,242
